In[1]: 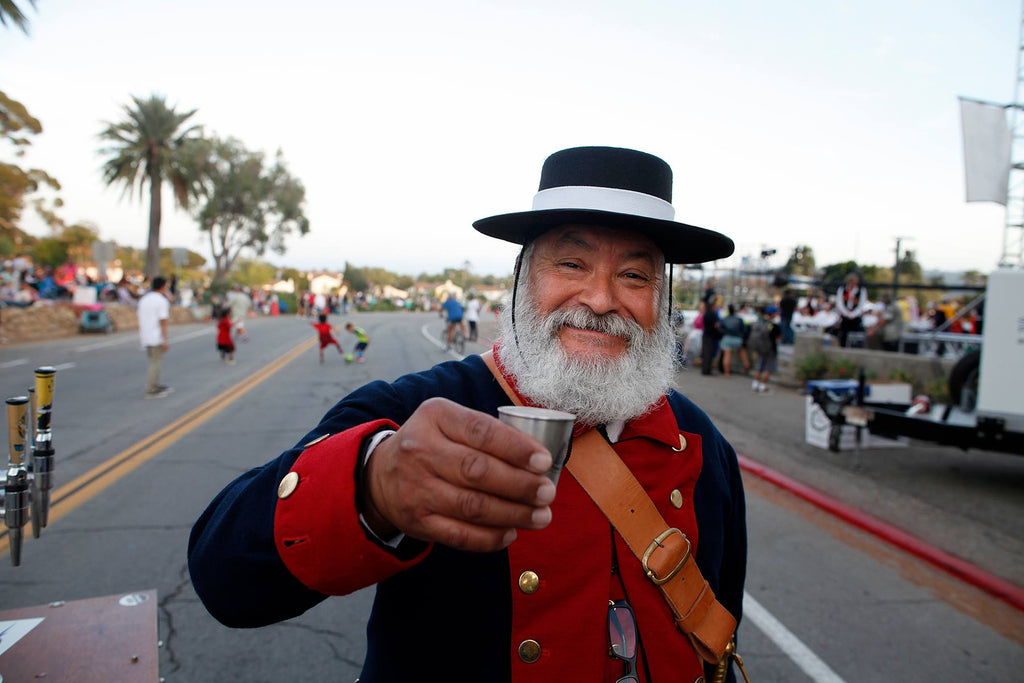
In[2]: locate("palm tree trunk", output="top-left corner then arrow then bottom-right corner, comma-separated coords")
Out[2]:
146,167 -> 162,279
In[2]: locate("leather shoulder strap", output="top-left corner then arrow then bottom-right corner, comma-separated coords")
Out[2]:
480,351 -> 736,663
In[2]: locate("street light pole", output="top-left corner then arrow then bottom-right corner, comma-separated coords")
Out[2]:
892,237 -> 904,299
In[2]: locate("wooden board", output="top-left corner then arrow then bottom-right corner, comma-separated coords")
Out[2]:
0,589 -> 158,682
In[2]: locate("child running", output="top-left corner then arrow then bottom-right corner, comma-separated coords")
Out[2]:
312,313 -> 343,364
216,308 -> 236,364
344,322 -> 370,363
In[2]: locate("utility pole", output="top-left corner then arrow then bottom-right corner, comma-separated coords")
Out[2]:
892,236 -> 911,299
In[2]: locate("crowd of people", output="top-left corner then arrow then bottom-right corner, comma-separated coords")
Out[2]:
680,271 -> 981,369
784,282 -> 981,349
1,258 -> 76,305
297,290 -> 354,317
688,293 -> 782,391
674,270 -> 984,388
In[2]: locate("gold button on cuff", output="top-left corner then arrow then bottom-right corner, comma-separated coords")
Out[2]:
303,433 -> 330,448
671,434 -> 687,452
277,472 -> 300,499
670,489 -> 683,509
518,639 -> 541,663
518,570 -> 540,594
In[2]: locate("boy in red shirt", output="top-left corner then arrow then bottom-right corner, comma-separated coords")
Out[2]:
216,309 -> 236,364
312,314 -> 343,363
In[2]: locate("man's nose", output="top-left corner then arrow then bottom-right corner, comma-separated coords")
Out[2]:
576,275 -> 618,315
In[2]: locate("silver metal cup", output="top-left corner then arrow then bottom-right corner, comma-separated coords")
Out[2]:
498,406 -> 576,485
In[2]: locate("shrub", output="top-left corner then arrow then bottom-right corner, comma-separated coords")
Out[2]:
888,367 -> 915,385
277,292 -> 297,313
923,377 -> 950,403
369,299 -> 399,312
829,356 -> 861,380
795,353 -> 830,382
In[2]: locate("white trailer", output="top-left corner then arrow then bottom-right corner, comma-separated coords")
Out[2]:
811,269 -> 1024,455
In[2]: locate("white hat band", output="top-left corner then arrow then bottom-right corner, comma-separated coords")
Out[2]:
531,186 -> 676,221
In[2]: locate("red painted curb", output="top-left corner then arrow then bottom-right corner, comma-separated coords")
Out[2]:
737,454 -> 1024,613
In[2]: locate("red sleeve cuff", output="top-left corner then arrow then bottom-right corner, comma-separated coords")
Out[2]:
274,419 -> 430,595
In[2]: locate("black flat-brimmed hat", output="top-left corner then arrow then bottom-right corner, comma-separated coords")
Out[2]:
473,146 -> 734,264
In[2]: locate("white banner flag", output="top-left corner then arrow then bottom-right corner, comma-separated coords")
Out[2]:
959,97 -> 1012,204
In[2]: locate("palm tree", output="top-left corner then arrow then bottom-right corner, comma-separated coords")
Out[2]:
98,95 -> 202,278
0,0 -> 37,34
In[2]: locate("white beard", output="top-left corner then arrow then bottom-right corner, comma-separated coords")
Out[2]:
497,285 -> 676,425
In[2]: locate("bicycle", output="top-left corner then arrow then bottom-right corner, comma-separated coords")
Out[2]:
450,325 -> 466,354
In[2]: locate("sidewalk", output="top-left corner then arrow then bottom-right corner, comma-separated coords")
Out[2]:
472,317 -> 1024,590
673,368 -> 1023,591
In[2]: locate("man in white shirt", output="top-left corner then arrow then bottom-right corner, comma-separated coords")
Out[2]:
138,276 -> 172,398
227,285 -> 252,342
465,295 -> 481,341
835,271 -> 868,347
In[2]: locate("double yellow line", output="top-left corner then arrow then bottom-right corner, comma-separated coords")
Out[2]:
0,336 -> 317,558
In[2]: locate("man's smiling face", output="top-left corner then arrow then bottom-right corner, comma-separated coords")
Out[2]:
526,224 -> 663,362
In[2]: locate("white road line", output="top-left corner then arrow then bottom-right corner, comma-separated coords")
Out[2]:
169,328 -> 214,344
52,362 -> 76,371
419,324 -> 838,679
743,592 -> 846,682
76,337 -> 131,352
0,359 -> 29,369
420,323 -> 464,359
76,327 -> 212,353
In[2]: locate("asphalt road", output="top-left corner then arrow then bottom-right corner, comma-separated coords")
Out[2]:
0,312 -> 1021,682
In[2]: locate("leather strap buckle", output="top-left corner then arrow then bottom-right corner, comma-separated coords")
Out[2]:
642,528 -> 691,585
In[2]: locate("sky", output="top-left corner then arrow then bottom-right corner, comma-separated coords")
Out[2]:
1,0 -> 1021,279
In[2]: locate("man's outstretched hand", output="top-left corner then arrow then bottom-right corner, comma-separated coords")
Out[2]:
363,398 -> 556,552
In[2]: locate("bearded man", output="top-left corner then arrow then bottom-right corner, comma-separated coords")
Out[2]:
189,147 -> 748,683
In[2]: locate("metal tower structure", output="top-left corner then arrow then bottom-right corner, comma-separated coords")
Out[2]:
1003,4 -> 1024,268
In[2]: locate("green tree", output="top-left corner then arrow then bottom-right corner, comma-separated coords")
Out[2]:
111,244 -> 205,280
56,222 -> 99,263
233,258 -> 277,288
1,90 -> 60,241
962,270 -> 987,287
0,0 -> 36,34
191,137 -> 309,283
280,266 -> 304,287
782,245 -> 816,276
820,260 -> 887,297
897,249 -> 923,281
818,261 -> 860,294
32,237 -> 67,266
98,94 -> 203,278
344,262 -> 368,292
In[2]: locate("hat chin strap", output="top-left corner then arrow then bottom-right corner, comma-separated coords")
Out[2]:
532,186 -> 675,221
509,246 -> 526,355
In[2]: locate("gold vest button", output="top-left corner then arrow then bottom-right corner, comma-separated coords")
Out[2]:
518,639 -> 541,663
672,434 -> 687,451
277,471 -> 300,499
670,489 -> 683,509
518,570 -> 540,594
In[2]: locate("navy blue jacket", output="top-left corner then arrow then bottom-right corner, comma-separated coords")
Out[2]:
188,355 -> 746,682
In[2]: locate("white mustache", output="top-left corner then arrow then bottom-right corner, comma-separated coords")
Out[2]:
544,307 -> 643,343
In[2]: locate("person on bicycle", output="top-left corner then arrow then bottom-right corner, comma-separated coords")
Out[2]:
441,295 -> 465,350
